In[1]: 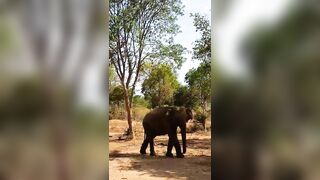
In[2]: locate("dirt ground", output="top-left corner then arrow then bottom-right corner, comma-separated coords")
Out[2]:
109,119 -> 211,180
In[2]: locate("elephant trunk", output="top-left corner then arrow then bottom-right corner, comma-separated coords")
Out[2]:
181,124 -> 187,154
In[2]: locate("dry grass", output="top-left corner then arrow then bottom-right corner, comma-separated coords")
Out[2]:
109,119 -> 211,180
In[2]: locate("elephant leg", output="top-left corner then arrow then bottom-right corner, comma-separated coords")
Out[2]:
165,137 -> 174,158
167,128 -> 184,158
140,133 -> 149,154
149,136 -> 156,156
172,134 -> 184,158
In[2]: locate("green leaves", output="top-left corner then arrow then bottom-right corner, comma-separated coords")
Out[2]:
173,85 -> 198,108
109,0 -> 185,97
142,63 -> 179,108
150,43 -> 186,70
182,13 -> 212,113
109,85 -> 126,105
190,13 -> 211,64
185,62 -> 211,113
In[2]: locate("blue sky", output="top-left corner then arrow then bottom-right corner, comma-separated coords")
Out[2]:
134,0 -> 211,95
175,0 -> 211,84
82,0 -> 294,107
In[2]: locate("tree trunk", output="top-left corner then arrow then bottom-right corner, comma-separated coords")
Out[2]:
123,87 -> 134,138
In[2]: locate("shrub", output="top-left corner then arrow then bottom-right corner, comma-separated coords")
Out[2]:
186,119 -> 204,133
133,95 -> 149,108
195,113 -> 207,123
109,105 -> 150,121
109,105 -> 126,120
133,106 -> 150,121
195,112 -> 207,130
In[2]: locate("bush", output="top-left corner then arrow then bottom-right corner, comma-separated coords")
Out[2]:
109,105 -> 126,120
186,120 -> 204,133
133,95 -> 149,108
133,106 -> 150,121
195,113 -> 207,123
109,105 -> 150,121
194,112 -> 207,130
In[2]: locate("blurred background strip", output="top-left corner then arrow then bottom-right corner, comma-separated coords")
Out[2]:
0,0 -> 108,179
213,0 -> 320,180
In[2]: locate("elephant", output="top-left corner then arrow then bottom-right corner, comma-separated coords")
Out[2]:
139,106 -> 193,158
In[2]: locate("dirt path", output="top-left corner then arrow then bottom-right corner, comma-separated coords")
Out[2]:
109,120 -> 211,180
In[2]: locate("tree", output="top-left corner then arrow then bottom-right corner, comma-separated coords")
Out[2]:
185,13 -> 211,113
109,0 -> 185,137
133,95 -> 149,108
173,85 -> 198,108
185,62 -> 211,113
109,85 -> 125,106
108,65 -> 118,92
142,64 -> 179,108
190,13 -> 211,64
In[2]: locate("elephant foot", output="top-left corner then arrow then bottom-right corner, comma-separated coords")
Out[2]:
165,152 -> 174,158
140,149 -> 147,155
150,152 -> 156,156
176,153 -> 184,158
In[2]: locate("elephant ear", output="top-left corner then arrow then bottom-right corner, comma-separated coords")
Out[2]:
186,108 -> 193,121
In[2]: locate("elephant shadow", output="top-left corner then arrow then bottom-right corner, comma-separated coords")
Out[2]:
154,137 -> 211,150
109,137 -> 211,179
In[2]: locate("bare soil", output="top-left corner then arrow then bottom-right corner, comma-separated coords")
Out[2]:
109,119 -> 211,180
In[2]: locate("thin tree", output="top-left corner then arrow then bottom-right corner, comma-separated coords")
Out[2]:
185,13 -> 211,113
109,0 -> 185,138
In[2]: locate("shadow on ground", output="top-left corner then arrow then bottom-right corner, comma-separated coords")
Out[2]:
109,137 -> 211,180
153,138 -> 211,150
110,151 -> 211,179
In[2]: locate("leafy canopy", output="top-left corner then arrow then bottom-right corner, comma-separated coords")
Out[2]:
142,63 -> 179,108
185,62 -> 211,108
173,85 -> 198,108
190,13 -> 211,64
185,13 -> 211,112
109,0 -> 186,89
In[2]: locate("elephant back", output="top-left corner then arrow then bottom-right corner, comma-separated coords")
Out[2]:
142,107 -> 176,135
